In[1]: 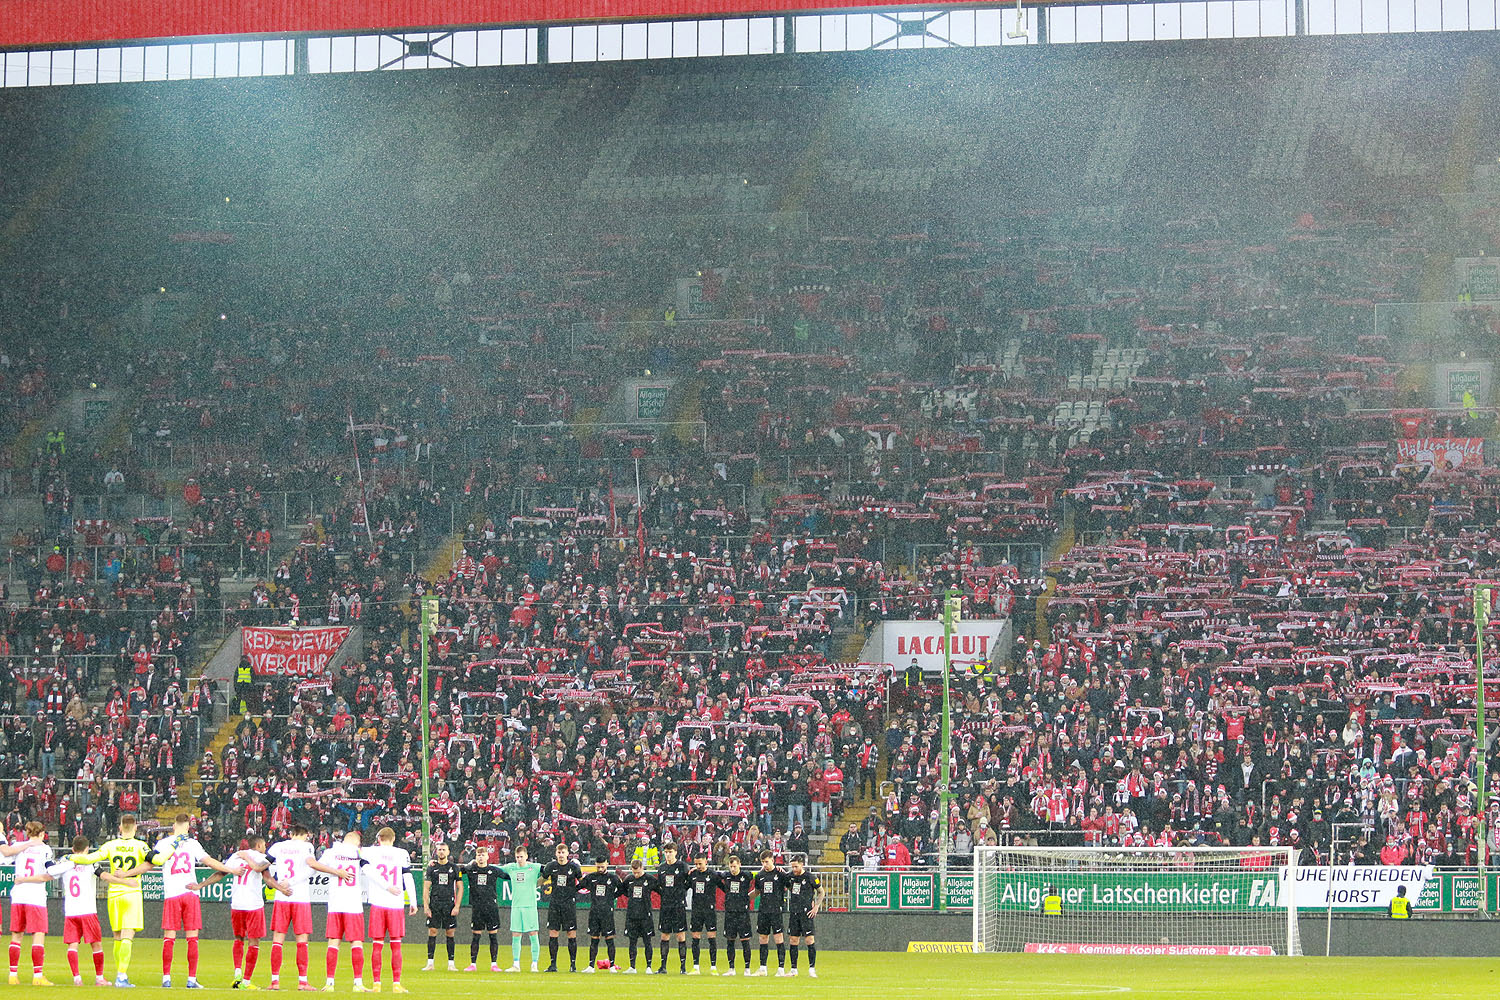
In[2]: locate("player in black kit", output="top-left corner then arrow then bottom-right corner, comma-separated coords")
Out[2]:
784,856 -> 822,978
463,844 -> 504,972
687,853 -> 723,975
718,854 -> 755,976
750,851 -> 787,977
618,859 -> 658,973
541,843 -> 584,972
423,842 -> 461,970
578,858 -> 620,972
654,844 -> 691,974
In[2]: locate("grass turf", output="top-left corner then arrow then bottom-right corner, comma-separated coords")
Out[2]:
10,939 -> 1497,998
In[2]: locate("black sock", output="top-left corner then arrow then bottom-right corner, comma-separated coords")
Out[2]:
428,936 -> 437,960
589,939 -> 599,965
657,940 -> 667,969
606,940 -> 615,964
678,940 -> 686,969
692,939 -> 700,965
759,944 -> 768,968
549,938 -> 558,966
645,942 -> 654,966
790,945 -> 799,969
470,934 -> 480,964
490,933 -> 499,963
568,940 -> 577,969
743,942 -> 751,967
709,938 -> 716,967
446,937 -> 455,962
808,944 -> 816,969
629,941 -> 637,969
777,943 -> 785,968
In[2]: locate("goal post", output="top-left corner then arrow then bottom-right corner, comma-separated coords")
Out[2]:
972,846 -> 1301,957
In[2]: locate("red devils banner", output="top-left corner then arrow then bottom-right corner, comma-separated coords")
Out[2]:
1395,437 -> 1485,470
242,626 -> 351,677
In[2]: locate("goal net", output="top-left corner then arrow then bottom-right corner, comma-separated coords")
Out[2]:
973,846 -> 1301,957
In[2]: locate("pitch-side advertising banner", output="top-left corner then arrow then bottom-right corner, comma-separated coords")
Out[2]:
242,626 -> 351,677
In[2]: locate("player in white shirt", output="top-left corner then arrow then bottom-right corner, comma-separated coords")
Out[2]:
360,827 -> 418,993
266,825 -> 356,991
190,834 -> 289,990
153,813 -> 236,989
320,830 -> 369,992
0,822 -> 55,986
14,834 -> 125,986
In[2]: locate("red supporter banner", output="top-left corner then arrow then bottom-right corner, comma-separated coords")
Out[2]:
1023,943 -> 1275,956
1,1 -> 1015,47
1394,436 -> 1485,470
242,626 -> 351,677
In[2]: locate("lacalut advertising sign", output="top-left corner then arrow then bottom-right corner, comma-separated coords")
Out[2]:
873,619 -> 1012,675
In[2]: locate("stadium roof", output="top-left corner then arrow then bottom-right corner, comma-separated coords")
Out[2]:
6,0 -> 1030,47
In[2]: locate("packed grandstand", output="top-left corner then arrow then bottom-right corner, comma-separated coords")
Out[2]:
0,28 -> 1498,888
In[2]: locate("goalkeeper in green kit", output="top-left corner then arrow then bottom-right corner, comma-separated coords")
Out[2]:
497,845 -> 544,972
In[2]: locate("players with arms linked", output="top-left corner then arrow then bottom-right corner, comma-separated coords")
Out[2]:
541,843 -> 584,972
687,852 -> 724,975
421,843 -> 460,971
461,845 -> 503,972
784,855 -> 822,978
750,851 -> 788,977
579,856 -> 620,972
654,843 -> 691,974
718,854 -> 755,976
618,859 -> 657,973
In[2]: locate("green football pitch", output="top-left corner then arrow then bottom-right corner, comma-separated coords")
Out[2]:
14,940 -> 1497,998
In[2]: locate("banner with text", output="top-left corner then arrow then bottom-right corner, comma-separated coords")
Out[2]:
867,619 -> 1012,675
1279,865 -> 1435,909
1395,437 -> 1485,470
242,626 -> 352,677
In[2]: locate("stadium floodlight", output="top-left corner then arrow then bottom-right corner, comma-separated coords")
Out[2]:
973,846 -> 1301,957
1007,0 -> 1030,38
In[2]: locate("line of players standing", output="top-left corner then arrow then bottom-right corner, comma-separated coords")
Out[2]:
424,841 -> 823,978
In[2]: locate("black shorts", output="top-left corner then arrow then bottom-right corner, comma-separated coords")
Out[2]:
428,905 -> 457,931
690,909 -> 717,933
658,907 -> 687,934
587,908 -> 615,936
471,906 -> 502,932
625,915 -> 654,939
547,907 -> 578,932
756,911 -> 784,937
724,913 -> 752,940
788,912 -> 815,937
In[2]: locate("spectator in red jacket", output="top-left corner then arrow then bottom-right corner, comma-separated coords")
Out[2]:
809,772 -> 831,836
883,834 -> 911,870
821,758 -> 845,812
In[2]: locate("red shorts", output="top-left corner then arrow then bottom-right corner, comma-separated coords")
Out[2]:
64,915 -> 103,945
9,904 -> 47,935
271,901 -> 313,937
325,913 -> 366,942
232,908 -> 267,940
368,907 -> 406,941
162,895 -> 203,932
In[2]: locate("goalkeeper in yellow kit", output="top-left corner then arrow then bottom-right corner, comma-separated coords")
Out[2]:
71,813 -> 153,988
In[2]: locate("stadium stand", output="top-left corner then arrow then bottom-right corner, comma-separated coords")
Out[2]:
0,30 -> 1497,873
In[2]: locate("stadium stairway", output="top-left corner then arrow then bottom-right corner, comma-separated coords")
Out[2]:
161,524 -> 468,823
1032,507 -> 1076,646
814,621 -> 884,866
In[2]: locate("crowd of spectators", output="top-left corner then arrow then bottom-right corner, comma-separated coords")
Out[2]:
1,39 -> 1498,875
